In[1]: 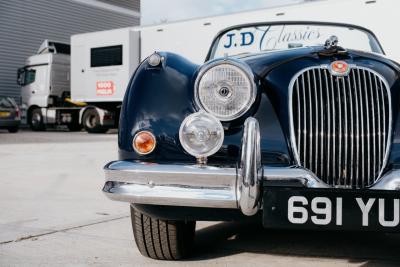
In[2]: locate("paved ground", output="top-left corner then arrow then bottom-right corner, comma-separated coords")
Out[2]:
1,129 -> 400,266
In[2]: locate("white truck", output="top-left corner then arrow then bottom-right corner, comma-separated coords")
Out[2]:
19,0 -> 400,133
18,40 -> 84,131
19,30 -> 140,133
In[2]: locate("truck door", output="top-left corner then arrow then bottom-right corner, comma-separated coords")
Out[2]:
19,64 -> 50,108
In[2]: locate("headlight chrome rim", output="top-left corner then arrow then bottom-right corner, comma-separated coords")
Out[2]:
194,59 -> 257,122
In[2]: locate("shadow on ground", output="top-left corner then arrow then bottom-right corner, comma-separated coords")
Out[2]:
192,221 -> 400,266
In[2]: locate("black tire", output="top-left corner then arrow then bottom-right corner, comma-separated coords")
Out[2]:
130,206 -> 196,260
82,108 -> 108,134
29,108 -> 45,131
67,123 -> 82,132
7,126 -> 19,133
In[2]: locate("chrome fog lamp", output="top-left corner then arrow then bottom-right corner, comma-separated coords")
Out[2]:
179,112 -> 224,162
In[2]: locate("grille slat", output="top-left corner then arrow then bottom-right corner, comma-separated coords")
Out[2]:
312,69 -> 319,176
352,69 -> 360,185
330,74 -> 336,185
379,79 -> 386,169
307,71 -> 313,170
336,75 -> 342,186
319,69 -> 324,178
368,72 -> 376,182
362,70 -> 371,185
324,69 -> 331,181
302,75 -> 307,165
291,65 -> 391,188
347,75 -> 354,186
374,75 -> 382,176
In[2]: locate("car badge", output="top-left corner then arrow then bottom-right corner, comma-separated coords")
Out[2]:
329,60 -> 350,76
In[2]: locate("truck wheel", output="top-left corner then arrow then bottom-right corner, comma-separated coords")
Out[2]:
8,126 -> 19,133
82,109 -> 108,133
29,108 -> 45,131
131,206 -> 196,260
67,123 -> 82,132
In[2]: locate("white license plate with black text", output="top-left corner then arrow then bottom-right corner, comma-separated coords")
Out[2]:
263,188 -> 400,231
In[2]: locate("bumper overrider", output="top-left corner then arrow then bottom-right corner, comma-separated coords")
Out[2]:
103,117 -> 400,217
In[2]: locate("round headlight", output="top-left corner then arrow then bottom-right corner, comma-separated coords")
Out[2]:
194,60 -> 256,121
179,112 -> 224,158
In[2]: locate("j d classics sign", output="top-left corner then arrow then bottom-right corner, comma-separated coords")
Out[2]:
222,25 -> 322,52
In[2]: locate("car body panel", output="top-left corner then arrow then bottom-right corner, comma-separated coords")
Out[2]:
0,96 -> 20,129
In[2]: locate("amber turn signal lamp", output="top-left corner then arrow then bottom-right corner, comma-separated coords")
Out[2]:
133,131 -> 156,155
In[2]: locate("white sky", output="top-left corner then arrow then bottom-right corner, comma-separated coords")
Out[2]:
141,0 -> 304,25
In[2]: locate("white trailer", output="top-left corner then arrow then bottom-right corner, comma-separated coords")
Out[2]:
71,28 -> 139,133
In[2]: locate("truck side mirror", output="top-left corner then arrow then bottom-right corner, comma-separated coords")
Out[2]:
17,68 -> 25,86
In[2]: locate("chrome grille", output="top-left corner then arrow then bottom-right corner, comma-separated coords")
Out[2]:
290,66 -> 392,188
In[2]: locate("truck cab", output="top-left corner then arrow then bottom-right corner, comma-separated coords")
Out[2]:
18,40 -> 83,131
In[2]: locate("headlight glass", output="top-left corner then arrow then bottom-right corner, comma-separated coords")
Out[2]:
179,112 -> 224,158
195,60 -> 256,121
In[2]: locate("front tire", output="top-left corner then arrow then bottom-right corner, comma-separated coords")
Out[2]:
82,108 -> 108,134
29,108 -> 45,131
131,206 -> 196,260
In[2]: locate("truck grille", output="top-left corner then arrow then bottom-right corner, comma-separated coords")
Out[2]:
290,66 -> 392,188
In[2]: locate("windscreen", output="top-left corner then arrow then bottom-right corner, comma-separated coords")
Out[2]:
210,23 -> 383,59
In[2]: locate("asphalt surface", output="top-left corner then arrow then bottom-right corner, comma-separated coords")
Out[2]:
1,129 -> 400,266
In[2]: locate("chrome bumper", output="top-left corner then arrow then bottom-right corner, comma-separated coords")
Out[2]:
103,117 -> 400,216
103,162 -> 238,209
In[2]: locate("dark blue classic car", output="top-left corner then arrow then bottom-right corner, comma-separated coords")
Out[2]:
103,22 -> 400,260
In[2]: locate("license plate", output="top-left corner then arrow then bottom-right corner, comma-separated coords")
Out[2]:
0,111 -> 10,118
263,188 -> 400,231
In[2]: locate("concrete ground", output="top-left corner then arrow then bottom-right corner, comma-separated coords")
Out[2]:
0,129 -> 399,267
